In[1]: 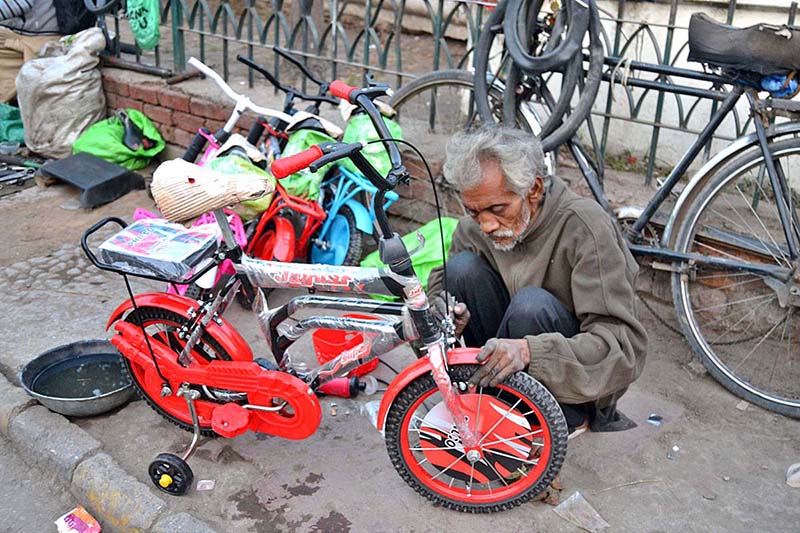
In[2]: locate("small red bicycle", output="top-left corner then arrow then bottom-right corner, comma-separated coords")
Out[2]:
82,64 -> 568,512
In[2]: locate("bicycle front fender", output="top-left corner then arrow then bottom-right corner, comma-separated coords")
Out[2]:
343,198 -> 374,234
376,347 -> 481,432
271,215 -> 297,262
105,292 -> 254,362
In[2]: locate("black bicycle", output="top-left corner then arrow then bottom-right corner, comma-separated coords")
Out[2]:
390,5 -> 800,418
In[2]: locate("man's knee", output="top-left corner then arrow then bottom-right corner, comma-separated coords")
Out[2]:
445,252 -> 488,287
503,287 -> 579,337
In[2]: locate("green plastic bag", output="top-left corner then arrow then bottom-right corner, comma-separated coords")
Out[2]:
0,104 -> 24,144
279,129 -> 337,200
126,0 -> 161,50
72,109 -> 165,171
207,155 -> 276,221
361,217 -> 459,301
340,113 -> 403,178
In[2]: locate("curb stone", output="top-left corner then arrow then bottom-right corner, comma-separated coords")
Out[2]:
0,377 -> 36,437
72,453 -> 167,532
9,405 -> 102,482
0,373 -> 218,532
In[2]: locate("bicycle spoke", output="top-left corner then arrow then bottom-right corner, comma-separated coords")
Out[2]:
692,292 -> 774,313
481,428 -> 543,447
731,314 -> 788,372
482,456 -> 509,487
486,448 -> 539,466
733,184 -> 791,267
707,294 -> 777,343
478,398 -> 522,446
429,453 -> 467,482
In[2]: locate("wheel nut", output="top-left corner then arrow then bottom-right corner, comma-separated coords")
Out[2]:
466,450 -> 481,463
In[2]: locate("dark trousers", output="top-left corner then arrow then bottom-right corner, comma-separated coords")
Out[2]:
445,251 -> 588,427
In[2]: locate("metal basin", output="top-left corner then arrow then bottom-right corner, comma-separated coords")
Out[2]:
20,340 -> 134,417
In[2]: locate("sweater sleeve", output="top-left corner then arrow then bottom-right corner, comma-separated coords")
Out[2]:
525,213 -> 648,404
0,0 -> 33,20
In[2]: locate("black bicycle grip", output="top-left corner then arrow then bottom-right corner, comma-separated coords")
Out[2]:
246,117 -> 267,146
182,128 -> 210,162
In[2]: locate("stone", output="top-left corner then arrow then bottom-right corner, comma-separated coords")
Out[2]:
72,453 -> 167,531
66,268 -> 82,277
8,406 -> 102,482
152,512 -> 219,533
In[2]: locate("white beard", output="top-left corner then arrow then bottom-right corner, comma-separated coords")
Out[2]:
488,202 -> 532,252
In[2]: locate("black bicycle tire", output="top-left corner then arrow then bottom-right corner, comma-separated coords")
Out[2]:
537,0 -> 603,153
472,0 -> 588,151
671,138 -> 800,418
337,204 -> 364,266
504,0 -> 589,74
384,364 -> 567,512
389,69 -> 558,175
121,306 -> 234,436
390,69 -> 533,132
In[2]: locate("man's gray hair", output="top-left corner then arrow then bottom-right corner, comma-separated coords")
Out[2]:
443,126 -> 549,196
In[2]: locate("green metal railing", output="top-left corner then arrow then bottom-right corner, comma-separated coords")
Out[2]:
108,0 -> 799,182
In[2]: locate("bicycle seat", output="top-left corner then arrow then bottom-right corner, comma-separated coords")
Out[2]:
688,13 -> 800,75
151,158 -> 274,222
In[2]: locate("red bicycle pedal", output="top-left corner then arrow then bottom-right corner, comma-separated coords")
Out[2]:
211,403 -> 251,438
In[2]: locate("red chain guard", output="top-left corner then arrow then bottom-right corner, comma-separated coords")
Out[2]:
112,321 -> 321,440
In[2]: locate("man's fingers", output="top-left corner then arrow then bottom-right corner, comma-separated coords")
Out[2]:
454,302 -> 467,315
475,338 -> 497,362
472,357 -> 499,388
489,363 -> 519,387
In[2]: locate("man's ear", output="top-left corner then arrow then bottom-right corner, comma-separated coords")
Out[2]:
527,175 -> 544,206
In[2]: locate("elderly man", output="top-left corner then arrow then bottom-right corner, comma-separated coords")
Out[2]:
427,126 -> 648,435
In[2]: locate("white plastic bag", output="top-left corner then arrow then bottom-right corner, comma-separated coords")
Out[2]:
16,28 -> 106,158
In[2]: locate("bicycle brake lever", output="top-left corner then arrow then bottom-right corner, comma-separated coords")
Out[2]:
406,231 -> 426,257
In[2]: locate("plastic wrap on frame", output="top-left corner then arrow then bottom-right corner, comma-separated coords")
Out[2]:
98,218 -> 219,282
236,255 -> 394,295
301,317 -> 406,385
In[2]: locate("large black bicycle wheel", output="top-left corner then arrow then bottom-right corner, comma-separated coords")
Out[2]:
389,70 -> 554,216
671,138 -> 800,418
385,364 -> 567,512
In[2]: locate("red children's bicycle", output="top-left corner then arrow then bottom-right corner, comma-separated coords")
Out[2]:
82,65 -> 568,512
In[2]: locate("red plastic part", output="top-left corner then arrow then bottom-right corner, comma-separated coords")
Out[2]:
329,80 -> 358,102
105,292 -> 253,362
112,320 -> 322,439
312,313 -> 380,377
212,402 -> 251,438
376,347 -> 481,431
316,377 -> 356,398
271,145 -> 323,179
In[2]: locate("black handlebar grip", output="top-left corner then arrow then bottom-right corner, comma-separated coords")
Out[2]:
246,117 -> 266,146
182,128 -> 210,162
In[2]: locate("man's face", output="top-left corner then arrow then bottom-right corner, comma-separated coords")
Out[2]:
461,159 -> 544,251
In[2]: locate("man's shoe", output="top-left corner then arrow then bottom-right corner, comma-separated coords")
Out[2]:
568,418 -> 589,440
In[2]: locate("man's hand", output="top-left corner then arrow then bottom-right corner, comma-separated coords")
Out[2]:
431,291 -> 470,338
468,338 -> 531,388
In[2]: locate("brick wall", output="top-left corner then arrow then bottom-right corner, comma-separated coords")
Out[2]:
100,69 -> 460,232
101,71 -> 257,152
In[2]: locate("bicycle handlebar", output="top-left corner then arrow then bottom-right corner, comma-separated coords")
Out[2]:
271,146 -> 324,179
235,54 -> 338,106
188,57 -> 294,124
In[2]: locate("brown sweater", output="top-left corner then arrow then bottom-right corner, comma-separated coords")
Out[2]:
428,176 -> 648,406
